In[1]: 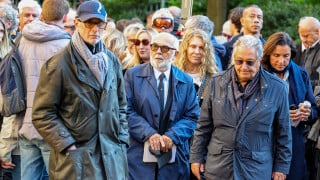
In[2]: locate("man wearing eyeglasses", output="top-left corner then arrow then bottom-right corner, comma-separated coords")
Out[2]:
124,32 -> 200,180
190,35 -> 292,180
32,1 -> 129,179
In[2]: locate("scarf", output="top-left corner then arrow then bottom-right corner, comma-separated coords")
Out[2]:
286,61 -> 306,105
232,68 -> 260,115
72,30 -> 108,86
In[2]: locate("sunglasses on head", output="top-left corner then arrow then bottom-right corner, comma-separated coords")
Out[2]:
150,44 -> 175,53
234,60 -> 256,67
153,18 -> 173,29
134,39 -> 150,46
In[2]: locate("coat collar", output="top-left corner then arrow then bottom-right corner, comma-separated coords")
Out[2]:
69,44 -> 102,92
136,63 -> 188,84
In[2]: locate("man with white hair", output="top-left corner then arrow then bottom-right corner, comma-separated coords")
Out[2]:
125,32 -> 199,179
17,0 -> 41,31
190,35 -> 292,180
294,16 -> 320,91
293,16 -> 320,180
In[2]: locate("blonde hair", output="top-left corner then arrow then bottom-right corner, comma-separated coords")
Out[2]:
103,28 -> 126,60
124,28 -> 153,69
174,29 -> 219,78
0,18 -> 11,58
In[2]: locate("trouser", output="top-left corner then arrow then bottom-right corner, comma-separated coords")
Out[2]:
306,139 -> 318,180
19,137 -> 50,180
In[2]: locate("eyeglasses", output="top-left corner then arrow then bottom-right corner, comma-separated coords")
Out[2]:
134,39 -> 150,46
234,60 -> 256,67
152,18 -> 173,29
150,44 -> 175,53
77,19 -> 107,29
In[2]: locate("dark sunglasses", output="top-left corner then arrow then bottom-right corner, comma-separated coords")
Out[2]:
152,18 -> 173,29
77,19 -> 107,29
134,39 -> 150,46
234,60 -> 256,67
150,44 -> 175,53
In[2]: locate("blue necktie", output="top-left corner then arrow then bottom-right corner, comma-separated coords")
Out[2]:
158,73 -> 165,110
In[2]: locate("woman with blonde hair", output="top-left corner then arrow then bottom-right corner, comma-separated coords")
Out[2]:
174,29 -> 219,105
123,28 -> 155,71
103,28 -> 126,62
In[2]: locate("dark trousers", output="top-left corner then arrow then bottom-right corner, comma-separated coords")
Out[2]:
306,139 -> 318,180
0,155 -> 21,180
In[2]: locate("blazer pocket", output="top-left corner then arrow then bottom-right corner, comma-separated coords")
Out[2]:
251,151 -> 269,163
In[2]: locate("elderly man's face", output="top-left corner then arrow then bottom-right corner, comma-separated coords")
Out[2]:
233,46 -> 260,86
299,26 -> 319,48
74,18 -> 106,45
19,7 -> 39,30
241,7 -> 263,35
150,34 -> 177,72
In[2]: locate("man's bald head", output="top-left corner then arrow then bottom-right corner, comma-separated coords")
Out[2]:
298,16 -> 320,48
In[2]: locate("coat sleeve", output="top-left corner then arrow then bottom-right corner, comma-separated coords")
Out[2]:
301,68 -> 318,124
189,80 -> 214,163
124,69 -> 158,143
164,80 -> 200,145
115,57 -> 129,146
0,114 -> 21,162
32,58 -> 76,153
273,84 -> 292,174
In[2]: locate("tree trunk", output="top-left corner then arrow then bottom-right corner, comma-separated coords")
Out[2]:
206,0 -> 227,36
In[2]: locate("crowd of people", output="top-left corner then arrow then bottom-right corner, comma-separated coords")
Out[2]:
0,0 -> 320,180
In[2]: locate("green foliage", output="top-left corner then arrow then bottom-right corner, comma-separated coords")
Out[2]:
259,1 -> 320,43
100,0 -> 150,22
99,0 -> 207,23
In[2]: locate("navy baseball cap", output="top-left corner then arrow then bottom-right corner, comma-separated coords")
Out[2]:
76,1 -> 107,22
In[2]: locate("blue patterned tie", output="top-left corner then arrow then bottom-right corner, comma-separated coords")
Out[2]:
158,73 -> 165,110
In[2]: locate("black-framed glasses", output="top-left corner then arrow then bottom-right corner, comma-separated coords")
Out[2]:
77,19 -> 107,29
150,44 -> 175,53
134,39 -> 150,46
234,60 -> 256,67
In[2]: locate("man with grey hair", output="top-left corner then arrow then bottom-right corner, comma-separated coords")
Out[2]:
294,16 -> 320,91
190,35 -> 292,180
125,32 -> 199,179
184,15 -> 225,71
293,16 -> 320,180
0,3 -> 18,39
17,0 -> 41,31
222,4 -> 265,70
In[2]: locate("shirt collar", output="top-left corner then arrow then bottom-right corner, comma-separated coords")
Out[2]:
153,66 -> 171,80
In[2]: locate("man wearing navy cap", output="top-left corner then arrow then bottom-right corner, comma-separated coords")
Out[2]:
32,1 -> 129,179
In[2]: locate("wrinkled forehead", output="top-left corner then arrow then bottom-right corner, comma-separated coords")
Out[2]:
152,34 -> 175,48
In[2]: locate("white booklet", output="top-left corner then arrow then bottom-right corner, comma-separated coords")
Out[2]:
143,141 -> 176,163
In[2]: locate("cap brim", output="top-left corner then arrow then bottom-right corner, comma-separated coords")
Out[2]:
79,14 -> 106,22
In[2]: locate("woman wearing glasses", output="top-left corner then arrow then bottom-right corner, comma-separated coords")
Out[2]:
261,32 -> 317,180
173,29 -> 219,106
123,28 -> 156,72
